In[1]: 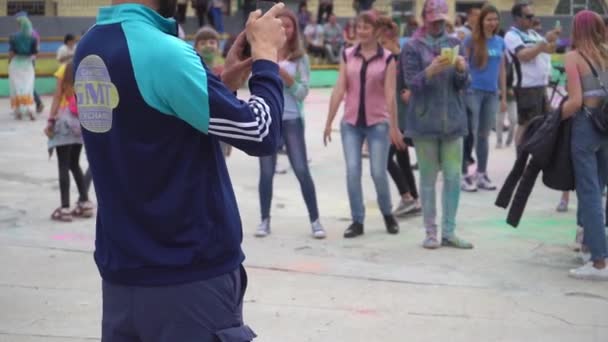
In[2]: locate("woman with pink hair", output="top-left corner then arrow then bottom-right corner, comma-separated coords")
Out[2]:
561,10 -> 608,281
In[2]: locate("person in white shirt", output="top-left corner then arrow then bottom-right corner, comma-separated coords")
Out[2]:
323,14 -> 342,64
56,34 -> 77,64
304,17 -> 325,60
504,3 -> 560,144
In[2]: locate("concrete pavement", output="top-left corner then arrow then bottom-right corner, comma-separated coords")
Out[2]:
0,90 -> 607,342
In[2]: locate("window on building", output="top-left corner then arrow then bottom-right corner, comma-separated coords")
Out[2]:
7,1 -> 45,16
555,0 -> 607,15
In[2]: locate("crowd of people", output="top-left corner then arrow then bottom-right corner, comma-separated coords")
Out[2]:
295,0 -> 376,64
175,0 -> 226,32
6,13 -> 93,220
5,0 -> 608,292
4,0 -> 608,339
264,0 -> 606,281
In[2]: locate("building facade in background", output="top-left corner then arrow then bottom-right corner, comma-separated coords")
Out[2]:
0,0 -> 605,19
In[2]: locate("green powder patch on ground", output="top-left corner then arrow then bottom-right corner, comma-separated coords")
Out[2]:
479,215 -> 576,245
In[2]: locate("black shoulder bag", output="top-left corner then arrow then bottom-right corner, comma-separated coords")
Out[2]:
579,52 -> 608,134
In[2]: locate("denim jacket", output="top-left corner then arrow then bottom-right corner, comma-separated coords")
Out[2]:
400,34 -> 470,139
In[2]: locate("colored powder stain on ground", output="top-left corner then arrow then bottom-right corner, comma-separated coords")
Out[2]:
352,308 -> 378,316
480,216 -> 576,244
51,232 -> 94,243
289,261 -> 326,273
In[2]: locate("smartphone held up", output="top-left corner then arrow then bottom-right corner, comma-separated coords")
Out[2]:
243,0 -> 280,58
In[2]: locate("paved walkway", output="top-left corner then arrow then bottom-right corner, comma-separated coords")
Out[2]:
0,91 -> 607,342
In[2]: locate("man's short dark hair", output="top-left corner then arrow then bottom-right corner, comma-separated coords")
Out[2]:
512,3 -> 529,18
64,33 -> 75,44
194,26 -> 220,46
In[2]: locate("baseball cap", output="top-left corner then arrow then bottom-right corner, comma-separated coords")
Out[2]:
423,0 -> 449,22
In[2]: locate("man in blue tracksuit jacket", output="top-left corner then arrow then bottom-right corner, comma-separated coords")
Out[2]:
73,1 -> 286,341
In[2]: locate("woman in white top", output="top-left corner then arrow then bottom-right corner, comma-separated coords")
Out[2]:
254,9 -> 326,239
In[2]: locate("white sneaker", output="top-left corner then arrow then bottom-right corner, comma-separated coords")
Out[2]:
311,220 -> 326,239
476,173 -> 497,191
461,175 -> 478,192
393,198 -> 417,217
255,219 -> 271,238
569,262 -> 608,281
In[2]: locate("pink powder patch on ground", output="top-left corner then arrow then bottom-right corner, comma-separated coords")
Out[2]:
51,233 -> 92,242
353,308 -> 378,315
289,261 -> 326,273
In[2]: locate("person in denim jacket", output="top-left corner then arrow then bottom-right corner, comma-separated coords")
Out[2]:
401,0 -> 473,249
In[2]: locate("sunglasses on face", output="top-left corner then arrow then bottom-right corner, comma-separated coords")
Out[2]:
522,14 -> 535,20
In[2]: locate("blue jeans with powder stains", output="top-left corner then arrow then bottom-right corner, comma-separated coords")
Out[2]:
413,137 -> 463,237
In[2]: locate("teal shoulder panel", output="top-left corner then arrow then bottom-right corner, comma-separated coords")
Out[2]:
121,21 -> 210,133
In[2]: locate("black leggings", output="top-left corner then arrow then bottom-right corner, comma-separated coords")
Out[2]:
56,144 -> 88,208
462,106 -> 474,173
387,144 -> 419,199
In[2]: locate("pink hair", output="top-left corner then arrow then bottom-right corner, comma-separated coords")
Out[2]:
572,10 -> 608,69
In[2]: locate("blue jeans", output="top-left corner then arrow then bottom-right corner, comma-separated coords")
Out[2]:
259,119 -> 319,222
413,137 -> 463,237
341,121 -> 392,223
571,110 -> 608,262
467,90 -> 499,174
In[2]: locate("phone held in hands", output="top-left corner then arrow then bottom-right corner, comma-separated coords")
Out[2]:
440,46 -> 459,65
243,0 -> 280,58
257,0 -> 278,13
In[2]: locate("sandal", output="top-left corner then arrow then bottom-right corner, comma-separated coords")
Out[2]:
51,207 -> 73,222
72,201 -> 95,218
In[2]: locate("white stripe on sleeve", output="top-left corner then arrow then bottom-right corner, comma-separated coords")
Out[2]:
208,96 -> 273,141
